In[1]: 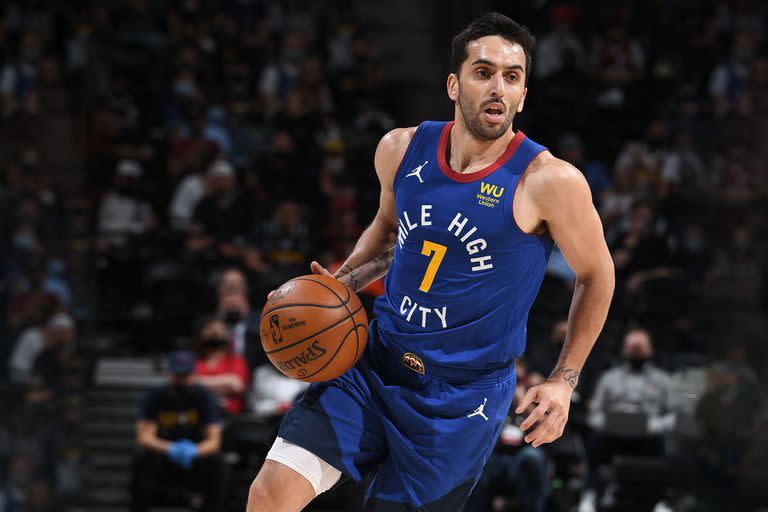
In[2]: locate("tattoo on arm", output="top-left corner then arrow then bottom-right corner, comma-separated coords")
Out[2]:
347,268 -> 359,292
550,366 -> 579,389
335,245 -> 395,293
336,264 -> 353,276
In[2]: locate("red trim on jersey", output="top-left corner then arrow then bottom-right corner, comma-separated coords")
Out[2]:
437,121 -> 526,183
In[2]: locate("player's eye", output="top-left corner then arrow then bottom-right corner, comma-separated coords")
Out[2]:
476,69 -> 489,78
506,74 -> 518,82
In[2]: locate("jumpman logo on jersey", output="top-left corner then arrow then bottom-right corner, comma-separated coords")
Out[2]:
405,160 -> 429,183
467,398 -> 489,421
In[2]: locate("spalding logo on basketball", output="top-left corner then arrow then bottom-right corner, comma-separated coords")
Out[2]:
260,275 -> 368,382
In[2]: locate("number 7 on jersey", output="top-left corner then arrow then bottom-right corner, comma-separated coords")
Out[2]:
419,240 -> 447,293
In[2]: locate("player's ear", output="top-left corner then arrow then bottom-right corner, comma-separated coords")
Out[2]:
516,87 -> 527,113
447,73 -> 459,102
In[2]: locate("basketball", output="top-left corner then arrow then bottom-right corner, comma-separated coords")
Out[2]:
259,274 -> 368,382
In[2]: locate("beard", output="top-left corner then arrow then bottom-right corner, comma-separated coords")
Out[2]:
458,86 -> 516,141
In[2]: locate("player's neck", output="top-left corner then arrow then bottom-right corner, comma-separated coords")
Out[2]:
447,119 -> 516,174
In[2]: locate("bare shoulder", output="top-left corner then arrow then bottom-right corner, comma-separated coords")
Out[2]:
526,151 -> 588,191
374,127 -> 418,186
524,151 -> 591,209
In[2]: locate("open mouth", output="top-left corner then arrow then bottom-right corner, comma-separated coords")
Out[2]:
483,106 -> 504,123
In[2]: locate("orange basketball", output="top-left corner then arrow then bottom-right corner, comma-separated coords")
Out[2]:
259,274 -> 368,382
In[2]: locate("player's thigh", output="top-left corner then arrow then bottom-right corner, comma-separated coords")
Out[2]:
247,459 -> 315,512
278,365 -> 387,481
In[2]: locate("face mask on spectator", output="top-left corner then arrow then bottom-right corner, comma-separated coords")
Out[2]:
626,355 -> 649,372
202,337 -> 228,350
174,80 -> 197,98
20,46 -> 42,63
214,188 -> 234,201
117,182 -> 140,197
684,237 -> 703,253
223,310 -> 243,326
13,233 -> 36,251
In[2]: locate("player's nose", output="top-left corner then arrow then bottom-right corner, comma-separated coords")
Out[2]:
488,72 -> 506,98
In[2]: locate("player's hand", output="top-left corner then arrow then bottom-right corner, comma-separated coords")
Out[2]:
310,260 -> 334,278
515,377 -> 574,448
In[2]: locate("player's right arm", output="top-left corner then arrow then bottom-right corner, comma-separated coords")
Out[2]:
265,127 -> 413,298
323,127 -> 415,291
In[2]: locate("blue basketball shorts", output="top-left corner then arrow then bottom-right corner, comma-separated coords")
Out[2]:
277,319 -> 517,511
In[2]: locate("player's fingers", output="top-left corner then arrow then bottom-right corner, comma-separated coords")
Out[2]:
519,401 -> 548,431
526,411 -> 562,447
532,425 -> 564,447
310,261 -> 333,277
535,413 -> 566,447
515,387 -> 537,415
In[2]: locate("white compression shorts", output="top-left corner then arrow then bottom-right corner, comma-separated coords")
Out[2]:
265,437 -> 342,496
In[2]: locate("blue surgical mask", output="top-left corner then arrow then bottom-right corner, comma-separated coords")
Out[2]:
174,80 -> 197,98
13,233 -> 36,251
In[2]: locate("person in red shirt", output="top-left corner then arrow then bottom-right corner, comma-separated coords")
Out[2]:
194,317 -> 249,415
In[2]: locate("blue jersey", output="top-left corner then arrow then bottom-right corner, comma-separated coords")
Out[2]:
374,120 -> 553,369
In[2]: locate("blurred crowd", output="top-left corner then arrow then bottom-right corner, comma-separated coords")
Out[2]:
0,0 -> 766,511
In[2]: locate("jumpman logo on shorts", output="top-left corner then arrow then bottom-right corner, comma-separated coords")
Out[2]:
405,160 -> 429,183
467,398 -> 489,421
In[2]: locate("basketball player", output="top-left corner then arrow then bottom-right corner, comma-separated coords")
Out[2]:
248,13 -> 615,511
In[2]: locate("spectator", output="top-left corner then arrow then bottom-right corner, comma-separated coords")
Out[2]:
557,134 -> 610,208
96,159 -> 154,248
256,130 -> 305,200
167,118 -> 219,179
186,159 -> 253,262
535,4 -> 586,79
6,265 -> 59,333
709,31 -> 757,118
168,159 -> 210,231
710,224 -> 763,306
248,362 -> 310,419
599,164 -> 636,238
9,313 -> 75,385
578,328 -> 674,512
658,133 -> 707,198
591,15 -> 645,111
466,359 -> 549,512
0,30 -> 45,118
695,344 -> 761,498
245,200 -> 312,290
194,317 -> 249,415
259,30 -> 309,114
28,312 -> 89,401
610,201 -> 674,292
673,222 -> 715,292
0,451 -> 38,511
215,268 -> 261,365
131,350 -> 224,512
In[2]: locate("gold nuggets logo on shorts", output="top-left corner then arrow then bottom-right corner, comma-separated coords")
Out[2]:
402,352 -> 425,374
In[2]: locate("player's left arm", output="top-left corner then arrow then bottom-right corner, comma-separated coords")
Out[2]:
516,158 -> 615,447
